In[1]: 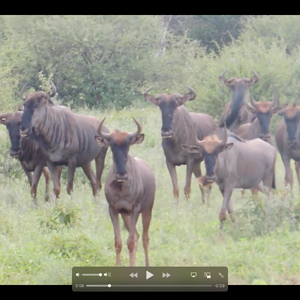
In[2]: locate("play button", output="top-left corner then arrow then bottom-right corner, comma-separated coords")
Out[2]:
146,270 -> 154,280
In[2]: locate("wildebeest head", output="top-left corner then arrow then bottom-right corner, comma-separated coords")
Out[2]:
219,70 -> 260,129
95,117 -> 144,182
245,90 -> 285,141
181,126 -> 233,184
278,103 -> 300,149
219,70 -> 260,90
20,82 -> 57,137
0,111 -> 24,158
143,87 -> 197,138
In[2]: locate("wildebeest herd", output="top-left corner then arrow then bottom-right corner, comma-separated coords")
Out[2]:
0,71 -> 299,266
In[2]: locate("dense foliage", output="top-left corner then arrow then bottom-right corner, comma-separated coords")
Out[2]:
0,15 -> 300,121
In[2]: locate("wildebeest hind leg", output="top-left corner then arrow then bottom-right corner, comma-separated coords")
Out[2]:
42,167 -> 51,202
82,163 -> 99,199
67,158 -> 77,195
141,210 -> 152,266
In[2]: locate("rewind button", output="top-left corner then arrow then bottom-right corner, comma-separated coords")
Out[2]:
129,272 -> 138,278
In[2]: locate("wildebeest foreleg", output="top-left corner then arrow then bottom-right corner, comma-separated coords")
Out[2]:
282,155 -> 293,192
184,158 -> 194,200
192,163 -> 210,204
219,187 -> 233,227
109,206 -> 122,265
95,148 -> 108,191
42,167 -> 51,202
127,208 -> 140,266
67,157 -> 77,195
30,164 -> 44,204
47,161 -> 61,199
81,162 -> 99,198
20,162 -> 32,187
166,160 -> 179,199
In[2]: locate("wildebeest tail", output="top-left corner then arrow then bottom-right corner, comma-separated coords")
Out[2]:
272,170 -> 276,189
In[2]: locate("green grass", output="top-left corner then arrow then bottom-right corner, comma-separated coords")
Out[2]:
0,106 -> 300,285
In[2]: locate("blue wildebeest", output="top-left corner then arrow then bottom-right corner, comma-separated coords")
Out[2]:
19,82 -> 109,199
235,90 -> 285,193
275,103 -> 300,192
144,86 -> 219,204
94,118 -> 155,266
0,110 -> 63,203
218,70 -> 260,132
182,125 -> 276,235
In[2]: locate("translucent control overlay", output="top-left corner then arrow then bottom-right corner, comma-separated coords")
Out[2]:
72,266 -> 228,292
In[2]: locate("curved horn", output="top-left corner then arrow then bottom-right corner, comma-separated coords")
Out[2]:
271,89 -> 279,107
219,70 -> 232,86
20,84 -> 28,101
128,117 -> 142,139
249,92 -> 258,109
97,118 -> 111,140
185,86 -> 197,101
220,70 -> 228,79
251,70 -> 260,84
192,123 -> 202,146
220,124 -> 228,147
143,87 -> 153,95
49,81 -> 57,97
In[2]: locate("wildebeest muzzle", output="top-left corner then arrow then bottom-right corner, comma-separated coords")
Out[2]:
205,174 -> 216,183
116,172 -> 128,182
161,130 -> 173,139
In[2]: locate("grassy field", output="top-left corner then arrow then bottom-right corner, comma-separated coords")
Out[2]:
0,105 -> 300,285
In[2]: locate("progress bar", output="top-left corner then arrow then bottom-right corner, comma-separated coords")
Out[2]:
86,284 -> 213,288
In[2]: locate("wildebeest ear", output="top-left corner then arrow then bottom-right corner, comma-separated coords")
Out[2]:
273,104 -> 288,114
129,133 -> 144,145
181,144 -> 201,153
0,113 -> 12,125
220,142 -> 234,153
94,135 -> 110,146
144,91 -> 160,106
244,103 -> 257,114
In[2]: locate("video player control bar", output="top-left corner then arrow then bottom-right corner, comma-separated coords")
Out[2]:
72,266 -> 228,292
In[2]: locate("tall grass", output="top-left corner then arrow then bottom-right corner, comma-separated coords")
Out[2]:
0,106 -> 300,285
